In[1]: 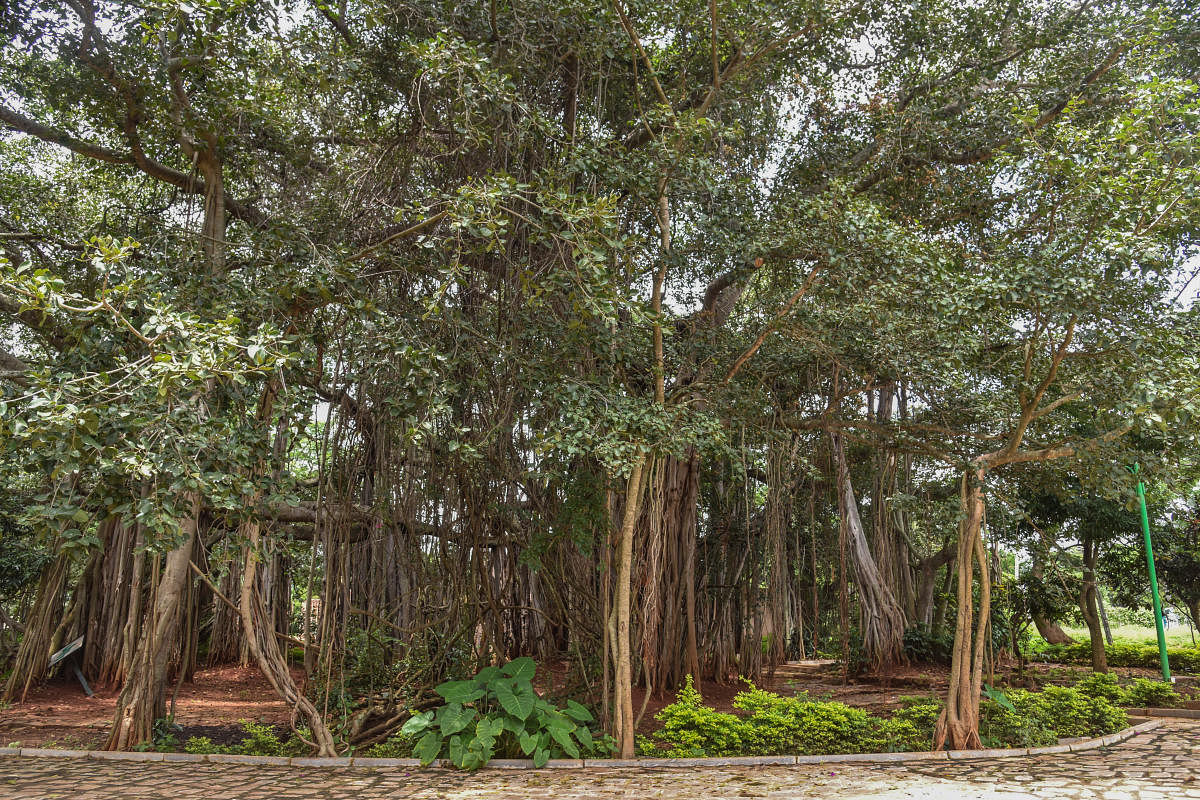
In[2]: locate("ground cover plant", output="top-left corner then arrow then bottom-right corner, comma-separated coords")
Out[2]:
645,677 -> 1129,757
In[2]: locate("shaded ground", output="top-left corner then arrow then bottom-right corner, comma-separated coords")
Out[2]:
0,719 -> 1196,799
0,659 -> 1183,748
0,666 -> 295,750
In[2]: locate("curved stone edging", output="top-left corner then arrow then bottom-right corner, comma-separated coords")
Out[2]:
0,719 -> 1163,770
1125,706 -> 1200,719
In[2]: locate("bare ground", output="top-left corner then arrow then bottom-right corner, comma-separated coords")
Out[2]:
0,659 -> 1178,748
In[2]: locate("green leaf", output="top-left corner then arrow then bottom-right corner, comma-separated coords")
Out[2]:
494,679 -> 535,721
474,715 -> 504,742
532,746 -> 550,767
413,730 -> 442,765
549,725 -> 580,758
518,730 -> 538,755
400,711 -> 433,736
502,657 -> 536,681
474,666 -> 502,683
436,702 -> 474,736
576,726 -> 593,751
448,734 -> 465,766
563,700 -> 593,722
436,679 -> 485,704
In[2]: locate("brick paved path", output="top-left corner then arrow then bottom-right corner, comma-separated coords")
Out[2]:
1,722 -> 1196,800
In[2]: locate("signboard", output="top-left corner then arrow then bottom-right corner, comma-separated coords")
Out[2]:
48,635 -> 84,668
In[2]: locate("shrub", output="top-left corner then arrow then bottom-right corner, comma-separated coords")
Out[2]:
183,736 -> 223,755
1010,686 -> 1127,739
1031,640 -> 1200,673
654,677 -> 744,757
653,683 -> 926,757
1075,672 -> 1124,703
1123,678 -> 1180,708
979,701 -> 1058,748
400,657 -> 610,769
181,721 -> 308,757
362,733 -> 415,758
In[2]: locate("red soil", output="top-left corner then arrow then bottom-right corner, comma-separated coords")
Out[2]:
0,665 -> 295,749
0,660 -> 1169,748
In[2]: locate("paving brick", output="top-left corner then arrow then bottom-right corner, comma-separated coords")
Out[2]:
0,721 -> 1193,800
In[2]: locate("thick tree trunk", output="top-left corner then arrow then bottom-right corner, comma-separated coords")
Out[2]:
1080,538 -> 1107,673
831,433 -> 906,673
612,458 -> 646,759
105,498 -> 199,750
915,541 -> 956,629
240,517 -> 338,755
1096,585 -> 1113,646
1034,615 -> 1075,645
2,549 -> 71,702
934,468 -> 990,751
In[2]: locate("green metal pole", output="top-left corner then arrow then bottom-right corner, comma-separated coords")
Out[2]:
1132,465 -> 1171,682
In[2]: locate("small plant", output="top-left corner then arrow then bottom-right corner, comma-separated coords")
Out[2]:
1075,672 -> 1124,703
135,717 -> 181,752
181,721 -> 308,757
652,681 -> 927,757
979,701 -> 1057,748
400,657 -> 608,769
362,732 -> 415,758
1123,678 -> 1180,708
653,676 -> 744,757
1010,686 -> 1127,739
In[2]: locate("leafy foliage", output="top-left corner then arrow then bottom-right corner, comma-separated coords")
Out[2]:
399,658 -> 609,769
652,679 -> 924,757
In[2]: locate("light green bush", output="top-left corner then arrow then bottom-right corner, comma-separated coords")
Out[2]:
1123,678 -> 1180,708
1075,672 -> 1125,703
1010,686 -> 1127,738
653,682 -> 925,757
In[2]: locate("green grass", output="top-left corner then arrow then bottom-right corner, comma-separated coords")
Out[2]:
1059,625 -> 1196,648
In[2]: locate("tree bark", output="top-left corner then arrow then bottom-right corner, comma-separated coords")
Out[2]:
612,458 -> 646,759
105,498 -> 199,750
934,468 -> 990,751
1034,615 -> 1075,645
831,433 -> 906,673
1079,537 -> 1107,673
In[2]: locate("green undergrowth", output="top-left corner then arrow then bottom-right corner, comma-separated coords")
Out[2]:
1029,639 -> 1200,674
650,678 -> 926,757
180,721 -> 310,757
1074,672 -> 1182,707
386,657 -> 613,769
647,676 -> 1130,757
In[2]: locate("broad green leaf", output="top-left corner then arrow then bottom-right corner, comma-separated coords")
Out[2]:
549,726 -> 580,758
436,679 -> 485,704
532,746 -> 550,767
563,700 -> 593,723
474,666 -> 501,683
400,711 -> 433,736
494,679 -> 535,720
502,656 -> 536,681
413,730 -> 441,765
518,730 -> 538,755
436,702 -> 474,736
448,734 -> 465,766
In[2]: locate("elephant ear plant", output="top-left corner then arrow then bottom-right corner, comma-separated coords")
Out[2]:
401,657 -> 610,768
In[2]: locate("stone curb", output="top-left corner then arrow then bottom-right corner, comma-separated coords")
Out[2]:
1125,707 -> 1200,719
3,719 -> 1163,771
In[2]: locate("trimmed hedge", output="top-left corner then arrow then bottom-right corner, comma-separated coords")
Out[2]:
1075,671 -> 1182,708
1030,640 -> 1200,673
652,679 -> 925,757
651,678 -> 1130,757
